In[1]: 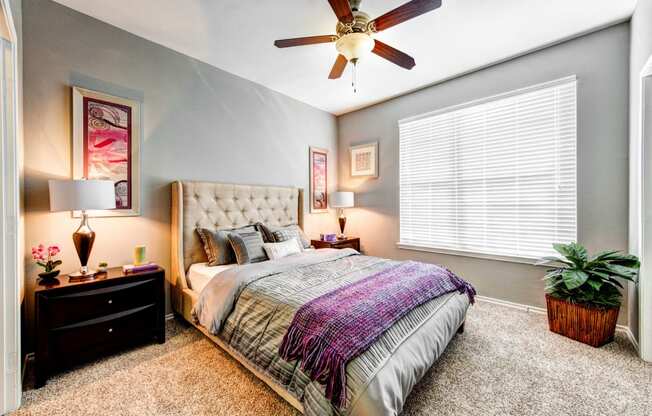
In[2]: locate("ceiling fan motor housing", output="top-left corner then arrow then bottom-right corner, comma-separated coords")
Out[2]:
336,10 -> 371,36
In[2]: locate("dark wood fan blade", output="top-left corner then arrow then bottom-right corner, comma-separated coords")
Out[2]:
372,40 -> 415,69
328,54 -> 348,79
371,0 -> 442,32
328,0 -> 354,23
274,35 -> 337,48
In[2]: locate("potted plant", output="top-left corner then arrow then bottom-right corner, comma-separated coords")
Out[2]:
538,242 -> 639,347
32,244 -> 62,284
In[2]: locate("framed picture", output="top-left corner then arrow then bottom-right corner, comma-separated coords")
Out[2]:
72,86 -> 141,217
309,147 -> 328,213
350,141 -> 378,178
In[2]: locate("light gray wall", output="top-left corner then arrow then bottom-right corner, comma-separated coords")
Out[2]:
22,0 -> 338,351
338,24 -> 630,323
629,0 -> 652,347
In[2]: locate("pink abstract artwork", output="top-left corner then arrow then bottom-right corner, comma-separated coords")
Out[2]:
83,97 -> 132,209
310,149 -> 328,211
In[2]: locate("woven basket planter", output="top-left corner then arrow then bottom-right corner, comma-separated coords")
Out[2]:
545,294 -> 619,347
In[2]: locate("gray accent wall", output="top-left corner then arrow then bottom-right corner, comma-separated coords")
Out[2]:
338,24 -> 631,323
22,0 -> 337,350
630,0 -> 652,349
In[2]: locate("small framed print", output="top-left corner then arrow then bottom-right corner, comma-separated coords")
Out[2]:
309,147 -> 328,213
72,86 -> 141,217
350,141 -> 378,178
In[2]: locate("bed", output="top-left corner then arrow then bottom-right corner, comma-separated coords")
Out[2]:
170,180 -> 470,416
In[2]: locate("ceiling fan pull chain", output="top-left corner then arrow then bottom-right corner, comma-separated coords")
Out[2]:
352,61 -> 357,93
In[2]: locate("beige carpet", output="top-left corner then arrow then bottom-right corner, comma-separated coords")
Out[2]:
12,301 -> 652,416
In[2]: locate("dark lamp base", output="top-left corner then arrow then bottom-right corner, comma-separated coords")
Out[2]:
338,215 -> 347,235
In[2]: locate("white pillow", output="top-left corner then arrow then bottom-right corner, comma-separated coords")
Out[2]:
263,238 -> 302,260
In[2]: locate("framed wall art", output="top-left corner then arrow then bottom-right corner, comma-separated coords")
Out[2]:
309,147 -> 328,213
350,141 -> 378,178
72,86 -> 141,217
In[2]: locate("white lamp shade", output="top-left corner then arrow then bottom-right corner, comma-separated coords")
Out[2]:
330,192 -> 354,208
48,179 -> 117,212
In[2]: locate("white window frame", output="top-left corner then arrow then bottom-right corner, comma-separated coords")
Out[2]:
397,76 -> 578,265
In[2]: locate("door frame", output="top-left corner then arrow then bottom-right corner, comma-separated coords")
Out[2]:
0,0 -> 20,412
639,55 -> 652,362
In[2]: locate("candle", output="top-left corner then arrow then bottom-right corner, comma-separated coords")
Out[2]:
133,245 -> 146,266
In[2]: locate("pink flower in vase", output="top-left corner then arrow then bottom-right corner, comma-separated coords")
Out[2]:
48,245 -> 60,256
32,243 -> 63,276
31,246 -> 45,261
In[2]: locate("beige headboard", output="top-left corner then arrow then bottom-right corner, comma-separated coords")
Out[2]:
170,180 -> 303,318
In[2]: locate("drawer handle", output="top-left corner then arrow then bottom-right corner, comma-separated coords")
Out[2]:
108,328 -> 113,333
107,299 -> 113,304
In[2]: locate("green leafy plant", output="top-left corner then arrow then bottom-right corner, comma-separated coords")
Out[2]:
537,242 -> 639,308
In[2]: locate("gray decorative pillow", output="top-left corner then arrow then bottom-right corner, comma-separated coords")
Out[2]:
227,231 -> 268,264
196,225 -> 256,266
270,224 -> 311,249
196,228 -> 235,266
256,222 -> 275,243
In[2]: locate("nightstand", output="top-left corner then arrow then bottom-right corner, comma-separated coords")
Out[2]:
311,237 -> 360,252
34,266 -> 165,387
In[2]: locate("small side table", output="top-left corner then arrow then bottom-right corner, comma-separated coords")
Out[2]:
34,266 -> 165,387
311,237 -> 360,252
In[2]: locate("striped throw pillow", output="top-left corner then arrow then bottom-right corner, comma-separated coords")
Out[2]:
270,225 -> 311,249
227,231 -> 268,264
196,225 -> 256,266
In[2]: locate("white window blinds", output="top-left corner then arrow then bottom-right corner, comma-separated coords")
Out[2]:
399,77 -> 577,261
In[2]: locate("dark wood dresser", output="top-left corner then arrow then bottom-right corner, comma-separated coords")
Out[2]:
311,237 -> 360,252
34,267 -> 165,387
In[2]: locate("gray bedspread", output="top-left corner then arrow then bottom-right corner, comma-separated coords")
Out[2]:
193,249 -> 470,416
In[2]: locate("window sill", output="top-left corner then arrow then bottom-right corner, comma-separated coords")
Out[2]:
396,243 -> 548,266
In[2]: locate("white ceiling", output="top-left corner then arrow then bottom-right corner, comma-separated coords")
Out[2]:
52,0 -> 636,115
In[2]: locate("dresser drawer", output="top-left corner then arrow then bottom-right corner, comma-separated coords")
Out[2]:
46,278 -> 158,328
49,305 -> 156,361
333,242 -> 358,250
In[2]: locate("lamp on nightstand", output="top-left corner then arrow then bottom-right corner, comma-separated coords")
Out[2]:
48,179 -> 116,279
330,191 -> 354,239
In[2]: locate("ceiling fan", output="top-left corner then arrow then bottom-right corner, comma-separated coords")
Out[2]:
274,0 -> 442,91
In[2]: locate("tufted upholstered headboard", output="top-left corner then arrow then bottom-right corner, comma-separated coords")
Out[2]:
170,181 -> 303,319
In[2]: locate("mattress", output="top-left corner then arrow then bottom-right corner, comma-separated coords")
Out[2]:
187,252 -> 316,294
187,262 -> 236,294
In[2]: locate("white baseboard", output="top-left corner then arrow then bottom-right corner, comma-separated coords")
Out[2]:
620,326 -> 640,352
475,295 -> 547,315
475,295 -> 639,352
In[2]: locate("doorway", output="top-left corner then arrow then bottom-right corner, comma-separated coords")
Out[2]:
641,55 -> 652,362
0,0 -> 20,413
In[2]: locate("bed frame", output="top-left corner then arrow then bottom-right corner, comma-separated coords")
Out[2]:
170,180 -> 468,415
170,180 -> 305,412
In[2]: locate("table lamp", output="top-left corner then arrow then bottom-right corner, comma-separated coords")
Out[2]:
48,179 -> 116,279
330,191 -> 354,239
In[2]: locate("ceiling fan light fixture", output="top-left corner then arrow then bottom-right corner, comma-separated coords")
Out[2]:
335,33 -> 374,62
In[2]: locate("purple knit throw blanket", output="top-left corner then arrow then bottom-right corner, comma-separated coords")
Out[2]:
278,261 -> 475,408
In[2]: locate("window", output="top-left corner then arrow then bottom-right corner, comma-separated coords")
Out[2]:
398,77 -> 577,262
